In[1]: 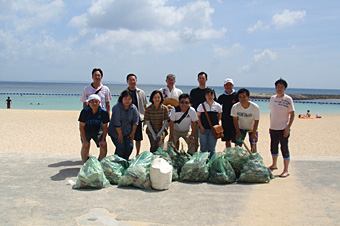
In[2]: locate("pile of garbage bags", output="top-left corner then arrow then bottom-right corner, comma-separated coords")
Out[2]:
73,144 -> 274,190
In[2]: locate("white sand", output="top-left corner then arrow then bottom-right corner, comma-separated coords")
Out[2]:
1,109 -> 339,161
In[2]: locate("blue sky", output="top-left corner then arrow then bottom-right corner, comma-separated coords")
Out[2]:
1,0 -> 339,89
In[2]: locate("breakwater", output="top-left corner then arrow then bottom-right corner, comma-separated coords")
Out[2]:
251,93 -> 340,100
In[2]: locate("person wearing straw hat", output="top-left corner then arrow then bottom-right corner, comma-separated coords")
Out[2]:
78,94 -> 109,164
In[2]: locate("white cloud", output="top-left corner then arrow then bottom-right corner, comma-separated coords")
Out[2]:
247,20 -> 269,33
239,65 -> 250,73
2,0 -> 65,33
272,9 -> 306,29
69,0 -> 226,52
239,49 -> 277,72
213,43 -> 244,58
253,49 -> 277,61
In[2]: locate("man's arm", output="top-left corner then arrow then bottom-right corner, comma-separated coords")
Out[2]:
83,102 -> 87,109
284,111 -> 295,137
106,102 -> 111,118
251,120 -> 259,141
233,116 -> 242,140
79,122 -> 88,144
102,123 -> 108,141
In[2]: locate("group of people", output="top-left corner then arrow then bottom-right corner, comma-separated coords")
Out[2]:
78,68 -> 295,178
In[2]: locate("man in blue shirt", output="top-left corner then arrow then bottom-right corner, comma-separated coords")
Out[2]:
78,94 -> 109,164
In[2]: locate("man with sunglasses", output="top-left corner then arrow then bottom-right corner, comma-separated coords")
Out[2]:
168,94 -> 198,154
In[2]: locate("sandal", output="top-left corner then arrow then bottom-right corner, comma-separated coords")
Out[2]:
268,166 -> 278,170
279,172 -> 290,178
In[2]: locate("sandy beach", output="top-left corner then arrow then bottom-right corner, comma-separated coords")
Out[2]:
1,109 -> 340,225
1,109 -> 339,159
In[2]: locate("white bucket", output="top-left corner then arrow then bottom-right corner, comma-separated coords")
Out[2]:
150,158 -> 172,190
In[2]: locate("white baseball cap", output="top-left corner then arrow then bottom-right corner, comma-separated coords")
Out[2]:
224,78 -> 234,85
86,94 -> 101,102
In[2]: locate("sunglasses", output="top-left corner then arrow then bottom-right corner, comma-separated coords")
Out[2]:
180,101 -> 190,104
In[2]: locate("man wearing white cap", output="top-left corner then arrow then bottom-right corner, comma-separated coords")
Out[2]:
78,94 -> 110,164
217,78 -> 239,148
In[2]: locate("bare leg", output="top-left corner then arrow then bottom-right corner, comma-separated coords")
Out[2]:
136,141 -> 141,155
251,143 -> 257,153
225,141 -> 231,148
99,141 -> 107,161
268,155 -> 278,170
280,159 -> 290,177
81,142 -> 90,164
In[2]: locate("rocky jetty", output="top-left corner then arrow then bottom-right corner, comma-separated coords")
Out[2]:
251,93 -> 340,100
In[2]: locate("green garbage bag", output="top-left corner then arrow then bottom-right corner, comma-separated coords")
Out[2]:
179,152 -> 210,182
164,142 -> 191,175
73,156 -> 110,189
153,148 -> 178,181
224,146 -> 250,178
118,152 -> 154,189
208,152 -> 236,184
165,142 -> 178,159
237,153 -> 274,183
101,155 -> 128,185
172,149 -> 191,175
153,148 -> 172,164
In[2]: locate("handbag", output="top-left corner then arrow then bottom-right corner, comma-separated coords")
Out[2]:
202,103 -> 224,139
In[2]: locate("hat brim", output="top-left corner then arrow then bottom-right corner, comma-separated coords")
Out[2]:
163,98 -> 179,106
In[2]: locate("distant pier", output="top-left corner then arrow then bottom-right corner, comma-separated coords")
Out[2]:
251,93 -> 340,100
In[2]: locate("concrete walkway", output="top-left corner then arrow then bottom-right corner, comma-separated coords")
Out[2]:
1,153 -> 340,226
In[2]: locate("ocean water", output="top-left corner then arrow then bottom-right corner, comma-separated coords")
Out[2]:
1,81 -> 340,114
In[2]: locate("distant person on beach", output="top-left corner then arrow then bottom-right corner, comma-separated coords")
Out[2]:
306,110 -> 311,117
78,94 -> 109,164
268,78 -> 295,178
169,93 -> 198,154
144,90 -> 169,152
6,97 -> 12,109
159,74 -> 183,100
190,71 -> 209,152
125,73 -> 148,156
197,88 -> 222,159
217,78 -> 239,148
80,68 -> 112,116
231,88 -> 260,153
108,90 -> 139,160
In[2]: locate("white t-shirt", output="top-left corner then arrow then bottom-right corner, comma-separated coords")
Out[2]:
80,84 -> 112,109
159,86 -> 183,100
170,106 -> 198,132
269,94 -> 295,130
231,101 -> 260,131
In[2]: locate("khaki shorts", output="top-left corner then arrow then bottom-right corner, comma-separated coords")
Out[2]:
174,128 -> 197,155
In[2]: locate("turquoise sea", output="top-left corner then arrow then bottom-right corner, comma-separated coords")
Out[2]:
1,81 -> 340,114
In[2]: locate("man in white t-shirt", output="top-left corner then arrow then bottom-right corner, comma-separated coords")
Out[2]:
159,74 -> 183,100
268,78 -> 295,178
231,88 -> 260,153
169,93 -> 198,154
80,68 -> 112,116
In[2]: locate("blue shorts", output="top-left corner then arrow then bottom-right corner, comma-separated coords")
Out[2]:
236,129 -> 258,144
